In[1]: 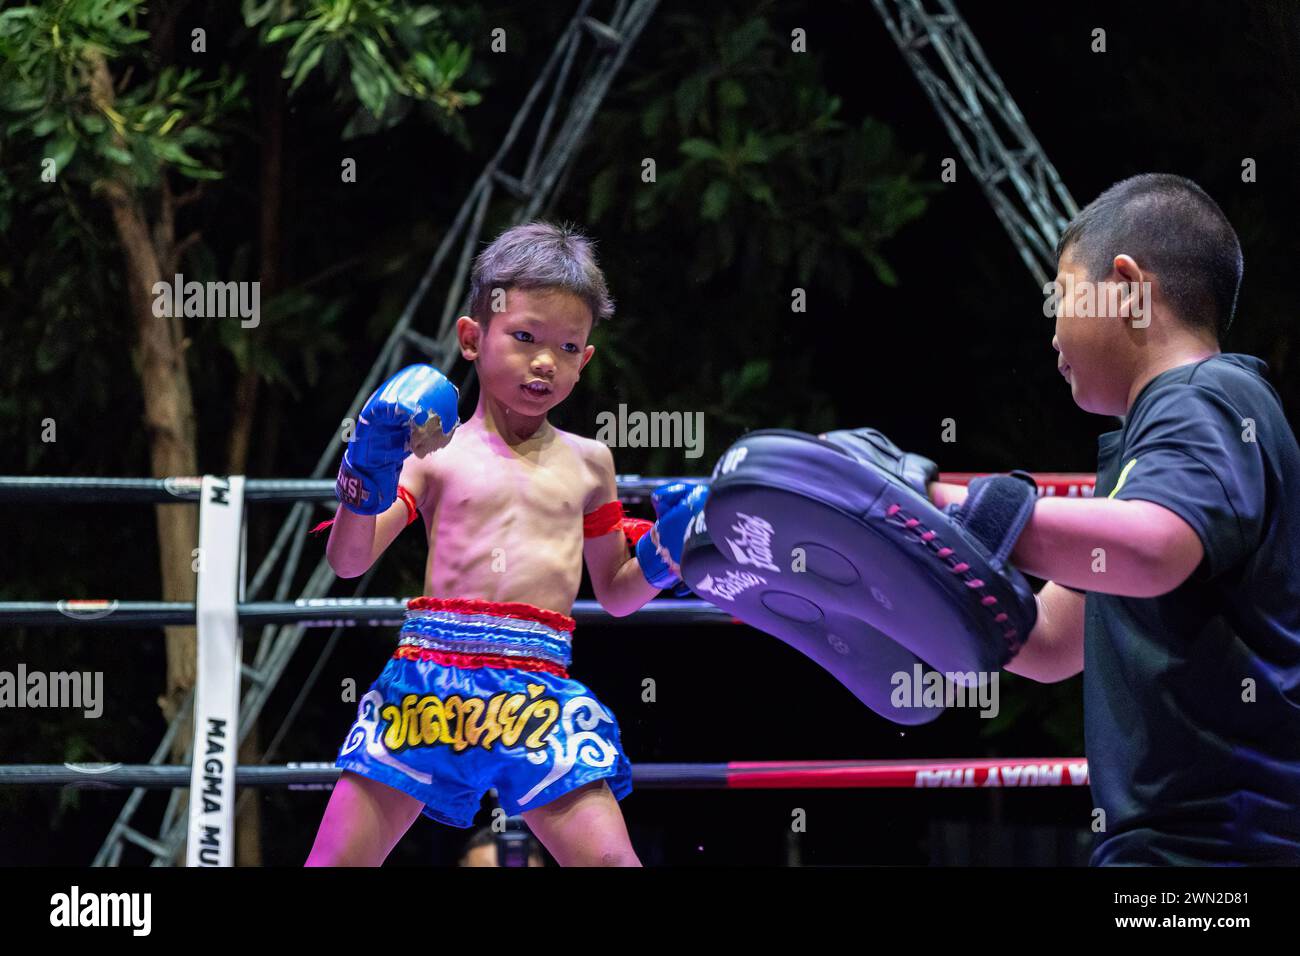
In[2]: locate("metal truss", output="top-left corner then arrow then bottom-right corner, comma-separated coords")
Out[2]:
872,0 -> 1077,286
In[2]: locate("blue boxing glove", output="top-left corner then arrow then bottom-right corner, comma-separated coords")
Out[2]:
335,365 -> 460,515
636,482 -> 709,589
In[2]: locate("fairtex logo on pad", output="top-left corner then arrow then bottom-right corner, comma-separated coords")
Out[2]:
723,512 -> 779,573
695,569 -> 765,602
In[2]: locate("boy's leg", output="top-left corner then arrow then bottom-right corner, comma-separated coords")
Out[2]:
519,780 -> 640,867
306,770 -> 425,867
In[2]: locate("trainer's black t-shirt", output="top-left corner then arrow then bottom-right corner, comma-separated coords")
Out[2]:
1085,353 -> 1300,864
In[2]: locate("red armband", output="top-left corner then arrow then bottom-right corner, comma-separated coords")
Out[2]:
309,485 -> 420,535
583,501 -> 625,538
619,517 -> 652,546
396,485 -> 421,526
583,500 -> 653,551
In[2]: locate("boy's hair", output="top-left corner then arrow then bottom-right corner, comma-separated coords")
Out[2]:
467,220 -> 614,326
1055,173 -> 1243,337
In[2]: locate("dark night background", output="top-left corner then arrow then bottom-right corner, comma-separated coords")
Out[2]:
1,0 -> 1296,865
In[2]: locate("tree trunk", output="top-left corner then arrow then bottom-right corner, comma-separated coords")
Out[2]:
98,181 -> 200,731
89,53 -> 204,869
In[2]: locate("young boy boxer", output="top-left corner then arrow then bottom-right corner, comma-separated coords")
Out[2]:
306,222 -> 705,866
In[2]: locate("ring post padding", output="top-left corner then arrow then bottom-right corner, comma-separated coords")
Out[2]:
187,476 -> 245,867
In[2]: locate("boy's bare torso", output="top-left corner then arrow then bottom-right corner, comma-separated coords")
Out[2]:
415,419 -> 607,614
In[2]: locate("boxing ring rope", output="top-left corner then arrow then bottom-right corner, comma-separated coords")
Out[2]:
0,475 -> 697,506
0,757 -> 1089,789
1,468 -> 1096,865
0,597 -> 734,628
0,472 -> 1097,504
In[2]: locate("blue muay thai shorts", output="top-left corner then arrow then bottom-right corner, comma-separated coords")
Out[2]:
336,597 -> 633,827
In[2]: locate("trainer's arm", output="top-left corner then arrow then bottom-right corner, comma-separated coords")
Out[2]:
327,454 -> 429,579
1005,582 -> 1086,683
583,444 -> 660,617
930,481 -> 1203,598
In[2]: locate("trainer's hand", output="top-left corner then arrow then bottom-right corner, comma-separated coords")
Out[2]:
335,365 -> 459,515
635,482 -> 709,589
819,427 -> 938,499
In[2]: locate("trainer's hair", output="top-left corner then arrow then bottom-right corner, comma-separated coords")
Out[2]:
1055,174 -> 1243,337
467,220 -> 614,326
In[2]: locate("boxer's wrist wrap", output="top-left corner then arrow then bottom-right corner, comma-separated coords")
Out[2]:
334,458 -> 367,511
310,483 -> 418,536
335,454 -> 400,516
947,471 -> 1038,567
619,517 -> 652,546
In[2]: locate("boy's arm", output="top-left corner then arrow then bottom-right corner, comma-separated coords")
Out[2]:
328,362 -> 458,578
931,480 -> 1204,598
1005,582 -> 1086,683
582,443 -> 660,617
1014,496 -> 1203,597
327,455 -> 430,579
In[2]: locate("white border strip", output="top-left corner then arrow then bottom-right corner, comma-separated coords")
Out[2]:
187,476 -> 245,867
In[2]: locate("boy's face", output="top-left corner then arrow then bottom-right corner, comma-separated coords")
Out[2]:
1051,249 -> 1135,416
460,287 -> 595,419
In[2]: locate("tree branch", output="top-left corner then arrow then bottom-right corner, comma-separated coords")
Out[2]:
168,230 -> 203,274
174,183 -> 206,209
